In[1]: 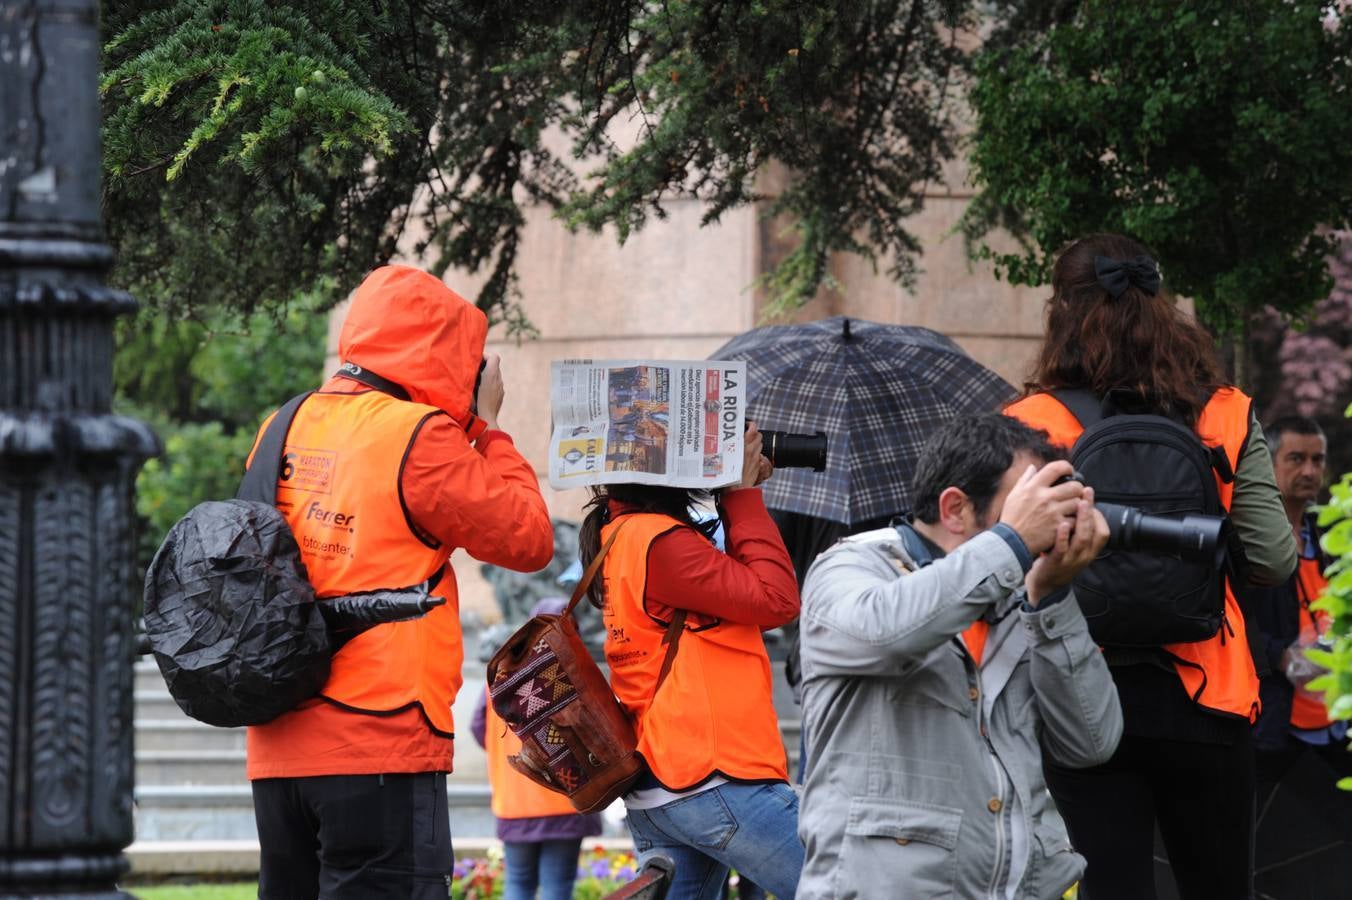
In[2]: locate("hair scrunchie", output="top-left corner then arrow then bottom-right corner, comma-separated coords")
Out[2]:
1094,255 -> 1160,299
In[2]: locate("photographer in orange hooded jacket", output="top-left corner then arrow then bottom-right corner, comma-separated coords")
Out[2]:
245,265 -> 554,899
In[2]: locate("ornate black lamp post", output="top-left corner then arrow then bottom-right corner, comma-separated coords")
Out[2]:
1,1 -> 157,895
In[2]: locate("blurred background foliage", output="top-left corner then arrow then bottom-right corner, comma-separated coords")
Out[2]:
965,0 -> 1352,473
100,1 -> 1352,337
115,294 -> 328,572
965,0 -> 1352,378
99,0 -> 978,324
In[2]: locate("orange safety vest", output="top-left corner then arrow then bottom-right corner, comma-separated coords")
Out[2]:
483,688 -> 579,819
1290,555 -> 1333,730
601,513 -> 789,790
1005,387 -> 1260,721
274,388 -> 460,735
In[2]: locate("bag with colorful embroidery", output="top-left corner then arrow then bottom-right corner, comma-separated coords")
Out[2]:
485,522 -> 683,814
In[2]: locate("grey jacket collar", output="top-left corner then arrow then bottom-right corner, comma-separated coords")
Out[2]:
895,521 -> 1025,638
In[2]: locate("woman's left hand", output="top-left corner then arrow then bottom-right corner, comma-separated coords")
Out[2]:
740,422 -> 774,488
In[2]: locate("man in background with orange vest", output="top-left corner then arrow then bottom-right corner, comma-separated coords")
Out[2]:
1249,417 -> 1346,782
246,265 -> 555,899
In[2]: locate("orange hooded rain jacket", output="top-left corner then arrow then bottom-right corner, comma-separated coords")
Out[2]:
246,265 -> 553,779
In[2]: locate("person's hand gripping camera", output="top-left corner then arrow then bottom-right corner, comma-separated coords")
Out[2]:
740,421 -> 775,488
473,353 -> 503,432
998,460 -> 1111,607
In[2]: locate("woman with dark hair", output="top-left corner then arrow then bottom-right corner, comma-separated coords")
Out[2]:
577,425 -> 803,900
1006,233 -> 1297,899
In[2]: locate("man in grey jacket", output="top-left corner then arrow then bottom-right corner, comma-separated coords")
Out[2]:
797,414 -> 1122,900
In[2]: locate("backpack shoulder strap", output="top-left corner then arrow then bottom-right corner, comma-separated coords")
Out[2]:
237,391 -> 314,504
1208,444 -> 1236,484
565,520 -> 626,618
1050,388 -> 1104,429
1307,514 -> 1333,571
564,518 -> 685,693
1202,388 -> 1238,484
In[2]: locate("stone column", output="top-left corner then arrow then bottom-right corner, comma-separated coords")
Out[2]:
0,0 -> 157,894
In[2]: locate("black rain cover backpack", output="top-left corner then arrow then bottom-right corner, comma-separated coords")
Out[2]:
1053,389 -> 1236,647
143,392 -> 332,727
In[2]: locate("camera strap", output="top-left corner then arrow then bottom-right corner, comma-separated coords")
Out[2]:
336,358 -> 487,440
336,361 -> 412,401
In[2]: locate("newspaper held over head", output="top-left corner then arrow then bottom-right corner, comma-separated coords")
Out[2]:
549,359 -> 746,490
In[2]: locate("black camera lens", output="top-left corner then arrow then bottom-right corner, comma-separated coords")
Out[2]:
762,430 -> 828,472
1054,471 -> 1226,567
1096,502 -> 1227,569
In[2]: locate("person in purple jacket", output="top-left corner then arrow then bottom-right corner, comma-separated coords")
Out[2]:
472,597 -> 604,900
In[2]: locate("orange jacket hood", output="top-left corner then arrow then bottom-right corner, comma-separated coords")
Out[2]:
337,265 -> 487,422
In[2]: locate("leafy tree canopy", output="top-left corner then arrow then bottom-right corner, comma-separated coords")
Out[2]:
964,0 -> 1352,332
101,0 -> 974,325
115,297 -> 328,570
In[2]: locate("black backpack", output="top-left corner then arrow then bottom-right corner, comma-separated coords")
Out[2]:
1052,389 -> 1237,647
143,389 -> 441,727
143,392 -> 330,726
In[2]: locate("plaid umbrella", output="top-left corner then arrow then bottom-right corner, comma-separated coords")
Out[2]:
710,316 -> 1016,526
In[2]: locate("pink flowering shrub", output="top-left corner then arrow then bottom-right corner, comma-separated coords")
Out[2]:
1255,234 -> 1352,420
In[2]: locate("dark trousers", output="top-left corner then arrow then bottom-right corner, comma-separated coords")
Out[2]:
1044,730 -> 1255,900
253,772 -> 453,900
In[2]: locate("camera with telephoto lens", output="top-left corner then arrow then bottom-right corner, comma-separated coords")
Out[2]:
760,430 -> 828,472
1056,471 -> 1226,568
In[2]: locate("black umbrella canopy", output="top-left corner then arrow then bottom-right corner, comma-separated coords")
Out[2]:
1151,750 -> 1352,899
711,316 -> 1016,526
1251,753 -> 1352,899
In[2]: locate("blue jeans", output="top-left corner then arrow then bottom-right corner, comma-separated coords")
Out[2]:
625,782 -> 803,900
502,838 -> 582,900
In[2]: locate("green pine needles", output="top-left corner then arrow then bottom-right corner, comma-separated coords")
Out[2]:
101,0 -> 975,325
104,1 -> 1352,334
